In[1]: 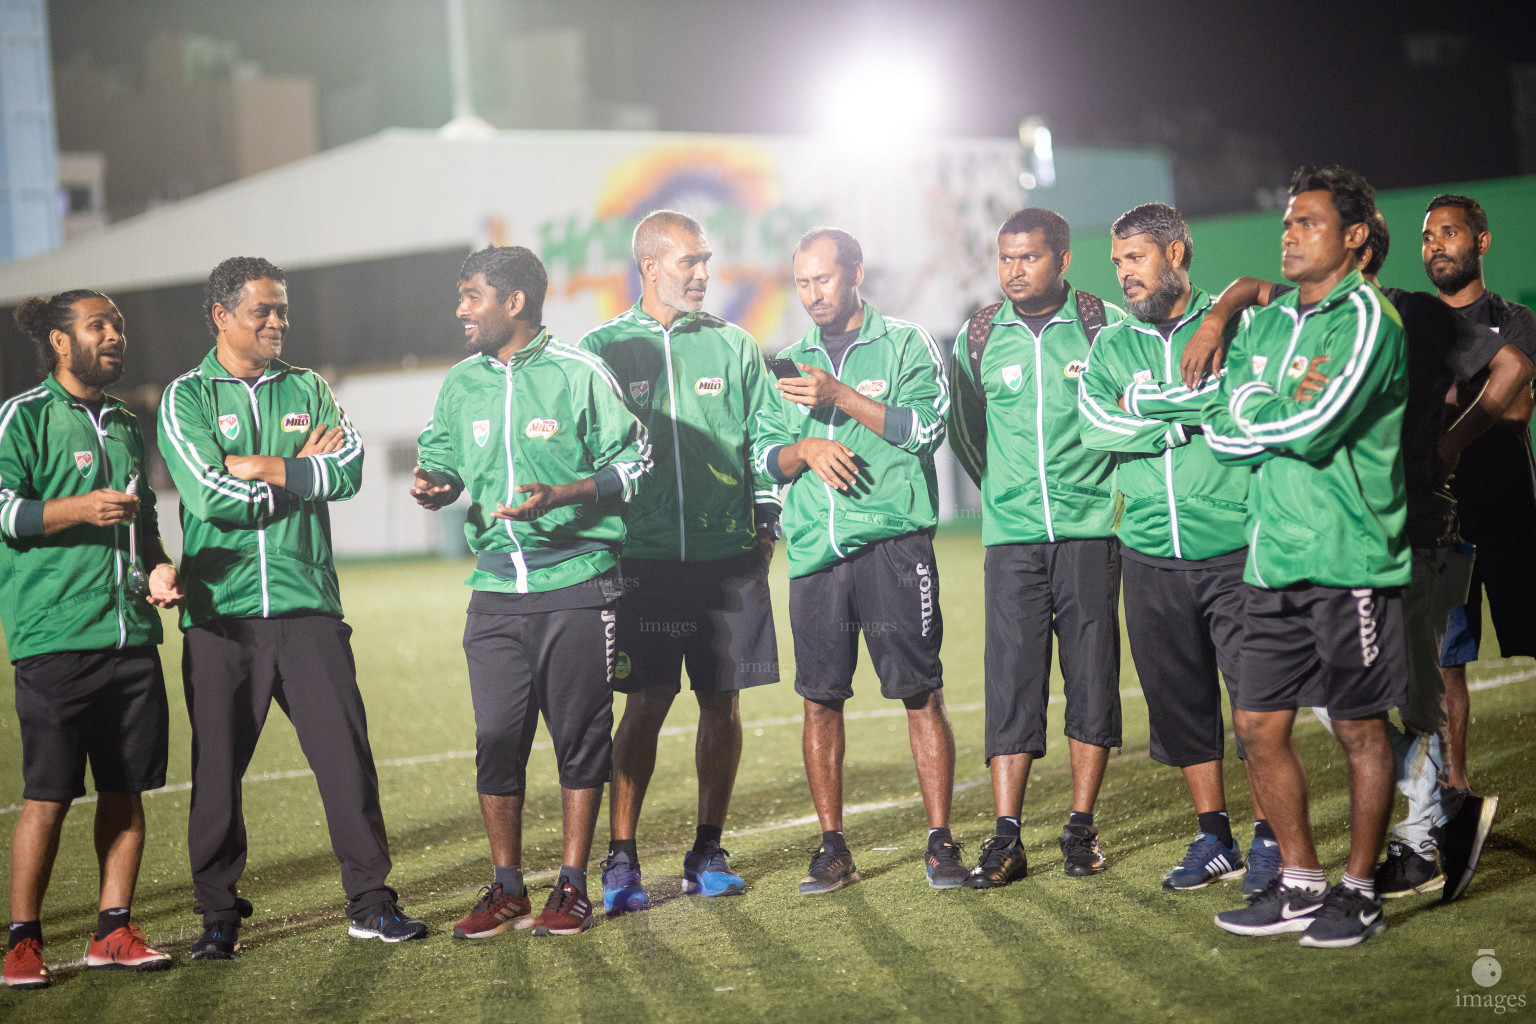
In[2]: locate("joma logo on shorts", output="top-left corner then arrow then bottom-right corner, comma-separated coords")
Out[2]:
603,609 -> 617,684
1351,587 -> 1380,667
916,562 -> 934,638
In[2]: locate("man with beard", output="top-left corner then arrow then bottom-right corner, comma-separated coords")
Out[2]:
753,227 -> 962,893
1077,204 -> 1276,895
1422,194 -> 1536,814
580,211 -> 781,914
414,246 -> 652,937
947,208 -> 1124,887
2,291 -> 182,988
160,257 -> 425,956
1204,166 -> 1408,949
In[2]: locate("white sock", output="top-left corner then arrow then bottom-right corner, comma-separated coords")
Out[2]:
1341,872 -> 1375,899
1281,866 -> 1327,896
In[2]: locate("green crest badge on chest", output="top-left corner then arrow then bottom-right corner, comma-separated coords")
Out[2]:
74,450 -> 94,477
855,379 -> 888,398
629,380 -> 651,406
472,420 -> 490,447
217,413 -> 239,440
1251,355 -> 1268,376
1001,364 -> 1023,391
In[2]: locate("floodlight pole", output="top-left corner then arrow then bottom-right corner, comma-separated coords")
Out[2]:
441,0 -> 495,138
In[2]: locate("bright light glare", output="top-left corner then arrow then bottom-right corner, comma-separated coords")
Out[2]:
814,55 -> 943,140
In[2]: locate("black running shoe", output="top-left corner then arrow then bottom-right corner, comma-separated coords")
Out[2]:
925,837 -> 968,889
190,920 -> 240,960
798,843 -> 859,895
1059,824 -> 1106,876
966,835 -> 1028,889
1297,883 -> 1386,948
348,902 -> 427,943
1214,876 -> 1327,936
1436,789 -> 1498,902
1374,839 -> 1444,898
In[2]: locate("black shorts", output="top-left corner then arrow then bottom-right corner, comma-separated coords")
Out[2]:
789,531 -> 943,702
14,647 -> 169,801
463,606 -> 616,793
983,539 -> 1121,761
1238,582 -> 1408,720
1122,551 -> 1246,767
1439,530 -> 1536,665
613,552 -> 779,694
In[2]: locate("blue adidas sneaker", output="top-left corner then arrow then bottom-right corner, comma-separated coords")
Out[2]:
600,851 -> 650,914
1243,837 -> 1282,899
682,844 -> 745,897
1163,832 -> 1245,890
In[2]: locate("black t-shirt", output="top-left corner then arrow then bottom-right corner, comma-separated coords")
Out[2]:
1446,291 -> 1536,539
1383,287 -> 1506,548
1017,310 -> 1057,336
821,326 -> 861,373
1151,316 -> 1180,342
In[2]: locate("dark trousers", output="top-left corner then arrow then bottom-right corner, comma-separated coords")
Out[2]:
182,615 -> 394,922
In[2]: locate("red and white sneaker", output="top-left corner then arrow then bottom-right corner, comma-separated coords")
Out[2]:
531,880 -> 596,937
452,882 -> 534,939
86,924 -> 172,971
3,939 -> 50,989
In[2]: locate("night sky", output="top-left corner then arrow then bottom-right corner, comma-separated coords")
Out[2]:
42,0 -> 1536,214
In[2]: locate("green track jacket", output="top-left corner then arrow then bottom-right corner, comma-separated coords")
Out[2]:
416,331 -> 652,594
752,304 -> 948,578
948,287 -> 1124,545
1189,270 -> 1409,589
579,302 -> 779,563
1078,285 -> 1250,560
0,376 -> 164,660
159,349 -> 363,627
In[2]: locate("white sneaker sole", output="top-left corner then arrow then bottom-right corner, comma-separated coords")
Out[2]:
1379,874 -> 1444,898
1298,920 -> 1387,948
1213,913 -> 1318,936
1165,865 -> 1246,891
451,915 -> 534,939
348,925 -> 426,943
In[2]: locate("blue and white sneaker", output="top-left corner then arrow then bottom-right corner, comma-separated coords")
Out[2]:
1163,832 -> 1245,890
682,844 -> 745,897
600,851 -> 650,914
1242,837 -> 1282,899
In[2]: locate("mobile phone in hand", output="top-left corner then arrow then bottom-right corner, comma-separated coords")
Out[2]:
766,357 -> 801,380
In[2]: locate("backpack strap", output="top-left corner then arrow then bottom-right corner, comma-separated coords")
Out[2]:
967,302 -> 1004,402
1075,290 -> 1108,347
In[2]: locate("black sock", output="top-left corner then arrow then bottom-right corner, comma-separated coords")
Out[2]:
996,816 -> 1022,841
1068,811 -> 1094,829
609,838 -> 638,861
1254,819 -> 1276,842
8,921 -> 42,949
821,829 -> 848,853
693,824 -> 723,855
1196,811 -> 1233,846
927,826 -> 952,849
96,907 -> 130,941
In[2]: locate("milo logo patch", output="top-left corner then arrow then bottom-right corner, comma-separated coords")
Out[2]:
855,379 -> 888,398
524,418 -> 559,439
695,377 -> 725,396
281,412 -> 312,433
1063,360 -> 1086,379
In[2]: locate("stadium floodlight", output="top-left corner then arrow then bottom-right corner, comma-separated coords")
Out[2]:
1018,116 -> 1055,191
814,53 -> 943,140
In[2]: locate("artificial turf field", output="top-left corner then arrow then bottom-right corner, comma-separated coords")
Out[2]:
2,528 -> 1533,1024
